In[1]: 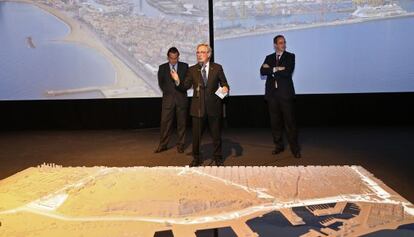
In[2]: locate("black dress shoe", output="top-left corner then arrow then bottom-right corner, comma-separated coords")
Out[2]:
292,151 -> 302,159
189,158 -> 202,167
177,145 -> 185,153
214,159 -> 224,166
272,147 -> 285,155
154,146 -> 167,153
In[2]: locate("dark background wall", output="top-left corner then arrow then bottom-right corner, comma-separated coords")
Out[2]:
0,92 -> 413,130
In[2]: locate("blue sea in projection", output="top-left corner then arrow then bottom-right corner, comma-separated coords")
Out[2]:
0,1 -> 116,100
215,16 -> 414,95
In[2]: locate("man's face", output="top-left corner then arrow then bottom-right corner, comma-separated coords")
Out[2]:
168,52 -> 179,65
274,37 -> 286,52
196,46 -> 210,64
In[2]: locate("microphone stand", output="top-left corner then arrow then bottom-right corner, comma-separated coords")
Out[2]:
197,64 -> 202,164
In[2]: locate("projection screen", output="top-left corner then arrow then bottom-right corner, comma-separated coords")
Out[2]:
1,0 -> 414,100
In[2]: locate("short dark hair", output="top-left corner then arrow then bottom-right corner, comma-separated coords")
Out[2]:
273,35 -> 285,44
167,47 -> 180,56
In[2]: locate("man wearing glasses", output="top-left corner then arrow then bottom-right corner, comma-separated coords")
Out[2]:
171,43 -> 230,166
155,47 -> 189,154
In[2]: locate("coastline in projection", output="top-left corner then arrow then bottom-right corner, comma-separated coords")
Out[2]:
0,0 -> 209,100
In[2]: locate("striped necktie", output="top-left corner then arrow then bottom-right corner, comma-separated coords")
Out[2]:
201,65 -> 207,86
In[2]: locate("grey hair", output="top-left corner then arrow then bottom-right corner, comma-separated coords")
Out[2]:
197,43 -> 212,58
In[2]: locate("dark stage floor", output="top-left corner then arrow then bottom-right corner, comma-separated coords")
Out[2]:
0,127 -> 413,203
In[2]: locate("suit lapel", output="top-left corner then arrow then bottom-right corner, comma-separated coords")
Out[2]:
177,62 -> 182,76
279,52 -> 287,65
207,63 -> 214,86
197,64 -> 203,88
166,63 -> 173,82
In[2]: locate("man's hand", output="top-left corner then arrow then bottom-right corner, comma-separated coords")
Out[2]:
276,66 -> 285,71
222,86 -> 229,94
262,64 -> 270,68
170,70 -> 179,81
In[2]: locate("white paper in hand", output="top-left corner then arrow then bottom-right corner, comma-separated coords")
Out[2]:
215,86 -> 228,99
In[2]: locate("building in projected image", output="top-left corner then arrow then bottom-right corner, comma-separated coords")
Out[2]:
213,0 -> 414,39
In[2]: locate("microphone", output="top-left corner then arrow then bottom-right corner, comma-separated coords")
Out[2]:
196,61 -> 206,98
198,62 -> 204,97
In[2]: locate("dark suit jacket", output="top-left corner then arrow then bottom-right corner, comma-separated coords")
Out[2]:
158,61 -> 189,108
179,62 -> 229,117
260,51 -> 296,100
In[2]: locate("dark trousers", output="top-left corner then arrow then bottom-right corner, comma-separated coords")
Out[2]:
192,115 -> 222,160
267,97 -> 300,152
159,103 -> 187,148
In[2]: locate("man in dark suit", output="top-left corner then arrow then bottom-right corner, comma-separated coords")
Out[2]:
171,43 -> 230,166
155,47 -> 189,154
260,35 -> 301,158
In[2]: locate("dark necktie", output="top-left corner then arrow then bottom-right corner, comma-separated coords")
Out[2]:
201,65 -> 207,86
275,55 -> 281,89
276,54 -> 281,66
172,64 -> 176,71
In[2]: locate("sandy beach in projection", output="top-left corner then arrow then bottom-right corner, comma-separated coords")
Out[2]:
7,0 -> 159,98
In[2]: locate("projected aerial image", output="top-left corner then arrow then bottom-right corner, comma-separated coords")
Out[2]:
213,0 -> 414,95
0,0 -> 208,100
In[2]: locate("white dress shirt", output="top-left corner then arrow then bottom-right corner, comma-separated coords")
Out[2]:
201,61 -> 210,79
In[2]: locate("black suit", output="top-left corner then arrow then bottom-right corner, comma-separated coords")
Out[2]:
260,51 -> 300,153
179,62 -> 229,160
157,61 -> 189,149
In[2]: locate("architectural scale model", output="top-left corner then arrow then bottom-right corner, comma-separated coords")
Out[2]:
0,164 -> 413,236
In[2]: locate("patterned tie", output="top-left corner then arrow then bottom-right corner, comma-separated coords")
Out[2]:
201,65 -> 207,86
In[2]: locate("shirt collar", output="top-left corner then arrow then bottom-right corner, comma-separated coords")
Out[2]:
170,63 -> 177,69
276,51 -> 284,57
